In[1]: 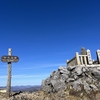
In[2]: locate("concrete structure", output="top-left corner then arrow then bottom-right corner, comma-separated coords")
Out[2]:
86,49 -> 93,65
67,47 -> 100,67
96,49 -> 100,64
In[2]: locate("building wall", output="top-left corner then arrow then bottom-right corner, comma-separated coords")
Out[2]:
67,57 -> 77,66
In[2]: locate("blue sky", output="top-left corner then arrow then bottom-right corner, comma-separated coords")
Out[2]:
0,0 -> 100,86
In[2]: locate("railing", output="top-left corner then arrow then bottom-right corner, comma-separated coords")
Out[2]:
67,52 -> 88,66
79,55 -> 88,65
67,50 -> 93,66
66,48 -> 100,66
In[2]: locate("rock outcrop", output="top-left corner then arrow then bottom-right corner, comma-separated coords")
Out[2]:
1,65 -> 100,100
41,65 -> 100,99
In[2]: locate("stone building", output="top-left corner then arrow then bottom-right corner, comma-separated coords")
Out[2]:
67,47 -> 100,67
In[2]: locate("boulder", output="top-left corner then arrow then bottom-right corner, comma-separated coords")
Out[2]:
59,66 -> 70,75
50,79 -> 66,92
60,73 -> 69,80
75,66 -> 83,75
69,80 -> 82,91
50,71 -> 60,79
66,78 -> 75,83
90,84 -> 98,91
91,68 -> 100,79
42,65 -> 100,95
82,80 -> 92,94
67,66 -> 76,71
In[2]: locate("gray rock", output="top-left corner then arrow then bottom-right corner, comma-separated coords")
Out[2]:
92,78 -> 98,84
51,71 -> 60,79
67,66 -> 76,71
66,78 -> 75,83
60,74 -> 69,80
94,76 -> 100,79
50,79 -> 57,87
98,82 -> 100,88
42,65 -> 100,94
85,77 -> 92,83
82,67 -> 89,72
50,79 -> 66,92
91,68 -> 100,79
59,67 -> 70,75
74,75 -> 79,80
75,66 -> 83,75
90,84 -> 98,91
58,66 -> 64,70
69,80 -> 82,91
50,71 -> 56,77
82,80 -> 92,94
42,80 -> 45,87
57,90 -> 65,97
82,67 -> 86,72
44,78 -> 51,85
42,85 -> 52,93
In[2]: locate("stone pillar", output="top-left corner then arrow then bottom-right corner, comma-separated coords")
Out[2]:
96,49 -> 100,64
87,49 -> 92,65
75,52 -> 80,65
80,56 -> 83,65
84,56 -> 87,65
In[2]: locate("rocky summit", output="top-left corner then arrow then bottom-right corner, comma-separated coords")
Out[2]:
41,65 -> 100,100
1,65 -> 100,100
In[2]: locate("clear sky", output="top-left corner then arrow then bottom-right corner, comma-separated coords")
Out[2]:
0,0 -> 100,86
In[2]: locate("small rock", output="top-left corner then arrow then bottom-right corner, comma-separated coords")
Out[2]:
75,66 -> 83,75
66,78 -> 75,82
67,66 -> 76,71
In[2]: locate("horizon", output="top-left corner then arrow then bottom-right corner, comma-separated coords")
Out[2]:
0,0 -> 100,86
